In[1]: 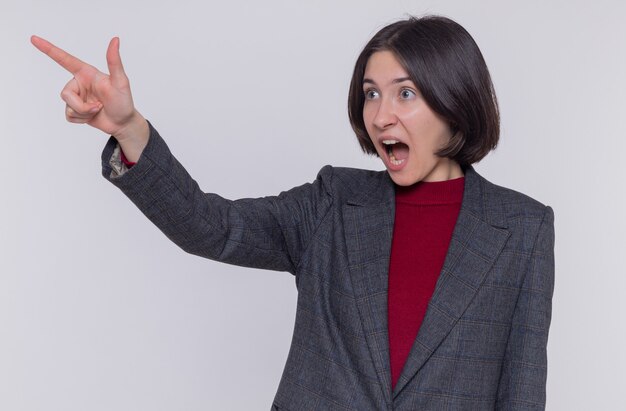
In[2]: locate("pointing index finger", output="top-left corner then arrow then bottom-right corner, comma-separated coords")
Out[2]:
30,35 -> 89,74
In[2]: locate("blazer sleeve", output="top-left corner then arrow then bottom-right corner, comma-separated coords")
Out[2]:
496,206 -> 555,410
101,121 -> 333,274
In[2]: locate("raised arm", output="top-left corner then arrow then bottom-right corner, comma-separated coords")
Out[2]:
31,36 -> 148,162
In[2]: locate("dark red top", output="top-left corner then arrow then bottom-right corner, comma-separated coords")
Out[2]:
120,149 -> 136,167
388,176 -> 464,389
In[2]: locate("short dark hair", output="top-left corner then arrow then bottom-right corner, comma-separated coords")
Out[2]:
348,15 -> 500,167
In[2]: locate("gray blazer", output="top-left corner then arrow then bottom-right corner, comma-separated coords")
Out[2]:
103,123 -> 554,410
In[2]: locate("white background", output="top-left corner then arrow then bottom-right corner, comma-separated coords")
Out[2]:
2,0 -> 625,409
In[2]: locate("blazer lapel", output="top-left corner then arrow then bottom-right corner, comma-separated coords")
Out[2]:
343,172 -> 395,406
392,167 -> 511,398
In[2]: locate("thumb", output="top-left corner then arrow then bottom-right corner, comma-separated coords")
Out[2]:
106,37 -> 127,87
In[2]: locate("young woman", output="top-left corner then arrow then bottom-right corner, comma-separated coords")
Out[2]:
32,15 -> 554,410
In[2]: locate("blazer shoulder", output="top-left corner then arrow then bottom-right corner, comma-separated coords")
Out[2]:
479,173 -> 553,225
315,165 -> 390,203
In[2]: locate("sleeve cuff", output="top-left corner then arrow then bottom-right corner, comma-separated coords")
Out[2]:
109,144 -> 132,178
101,120 -> 175,192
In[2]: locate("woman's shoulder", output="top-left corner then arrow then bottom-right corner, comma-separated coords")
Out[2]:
468,167 -> 552,226
317,165 -> 388,185
314,165 -> 393,205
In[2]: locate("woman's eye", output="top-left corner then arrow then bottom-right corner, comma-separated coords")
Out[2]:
365,89 -> 379,100
400,89 -> 416,99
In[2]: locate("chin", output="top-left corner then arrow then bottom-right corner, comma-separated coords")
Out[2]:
387,171 -> 422,187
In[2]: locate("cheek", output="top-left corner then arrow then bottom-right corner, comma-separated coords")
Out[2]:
362,106 -> 379,150
396,106 -> 421,134
399,109 -> 451,151
362,104 -> 375,129
397,104 -> 420,118
397,110 -> 424,150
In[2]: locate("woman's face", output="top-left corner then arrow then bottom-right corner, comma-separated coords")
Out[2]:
362,50 -> 462,186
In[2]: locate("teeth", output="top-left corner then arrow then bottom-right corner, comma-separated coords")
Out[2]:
382,139 -> 405,166
388,151 -> 405,166
382,140 -> 399,145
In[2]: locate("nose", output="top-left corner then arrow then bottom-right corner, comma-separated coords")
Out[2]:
372,96 -> 398,130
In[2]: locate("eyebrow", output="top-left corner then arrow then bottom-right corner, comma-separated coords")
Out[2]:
363,77 -> 413,86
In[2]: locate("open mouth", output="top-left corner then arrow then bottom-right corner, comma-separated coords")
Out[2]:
382,140 -> 409,166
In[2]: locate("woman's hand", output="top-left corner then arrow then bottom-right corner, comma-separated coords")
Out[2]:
31,36 -> 148,161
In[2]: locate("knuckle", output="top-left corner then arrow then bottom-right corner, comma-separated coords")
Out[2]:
60,89 -> 73,102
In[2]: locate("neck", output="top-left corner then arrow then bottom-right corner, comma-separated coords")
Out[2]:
422,159 -> 464,182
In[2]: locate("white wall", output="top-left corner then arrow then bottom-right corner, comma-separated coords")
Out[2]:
2,0 -> 625,409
